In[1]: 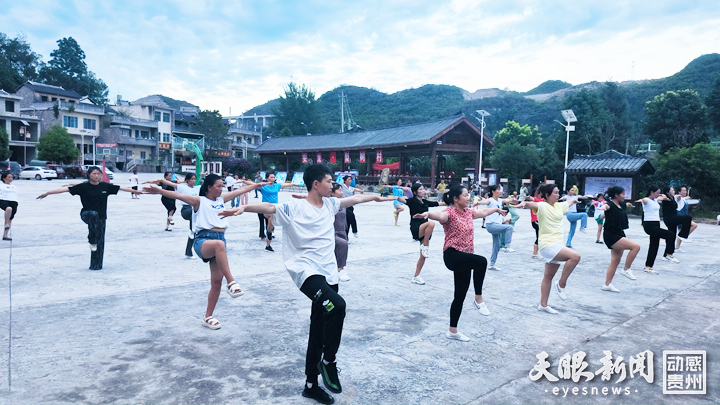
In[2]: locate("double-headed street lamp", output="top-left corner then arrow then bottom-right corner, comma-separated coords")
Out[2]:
475,110 -> 490,186
555,109 -> 577,192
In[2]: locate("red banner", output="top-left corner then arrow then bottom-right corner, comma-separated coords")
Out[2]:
376,149 -> 383,163
316,152 -> 323,164
344,151 -> 351,164
302,153 -> 308,164
359,150 -> 366,164
330,152 -> 336,164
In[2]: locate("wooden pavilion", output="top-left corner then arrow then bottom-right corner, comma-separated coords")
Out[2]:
565,150 -> 655,199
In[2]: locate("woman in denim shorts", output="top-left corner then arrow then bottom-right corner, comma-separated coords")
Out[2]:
144,174 -> 265,330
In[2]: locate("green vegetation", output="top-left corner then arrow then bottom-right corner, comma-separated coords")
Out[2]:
524,80 -> 572,95
644,90 -> 709,152
0,128 -> 11,161
37,126 -> 79,163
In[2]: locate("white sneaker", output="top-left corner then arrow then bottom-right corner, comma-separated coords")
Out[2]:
189,230 -> 195,239
411,275 -> 425,285
644,267 -> 659,275
662,255 -> 680,263
338,270 -> 351,282
488,265 -> 501,271
674,247 -> 686,253
446,331 -> 470,342
620,269 -> 637,280
678,237 -> 691,243
89,243 -> 97,252
531,254 -> 541,260
537,304 -> 559,314
501,247 -> 515,253
554,280 -> 567,300
579,228 -> 588,233
353,232 -> 358,238
185,255 -> 196,260
420,245 -> 430,258
602,283 -> 621,293
474,301 -> 491,316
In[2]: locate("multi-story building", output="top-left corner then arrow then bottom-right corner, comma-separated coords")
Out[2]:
99,111 -> 160,172
0,90 -> 41,165
222,114 -> 271,159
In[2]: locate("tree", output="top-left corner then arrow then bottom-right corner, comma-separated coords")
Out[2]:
492,121 -> 541,146
651,143 -> 720,211
562,89 -> 614,156
38,37 -> 108,105
0,33 -> 43,91
0,128 -> 11,161
644,89 -> 709,151
272,82 -> 320,136
488,142 -> 541,191
37,126 -> 79,163
193,110 -> 227,151
705,76 -> 720,133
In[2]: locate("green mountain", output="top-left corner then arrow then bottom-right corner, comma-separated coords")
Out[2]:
244,53 -> 720,140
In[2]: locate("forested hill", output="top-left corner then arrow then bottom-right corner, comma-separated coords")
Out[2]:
245,53 -> 720,137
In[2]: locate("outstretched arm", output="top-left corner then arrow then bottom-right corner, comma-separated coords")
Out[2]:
280,183 -> 298,189
119,186 -> 143,194
517,200 -> 539,210
474,207 -> 503,219
142,185 -> 200,208
223,183 -> 267,202
37,187 -> 70,199
413,210 -> 449,224
236,203 -> 276,215
340,194 -> 396,207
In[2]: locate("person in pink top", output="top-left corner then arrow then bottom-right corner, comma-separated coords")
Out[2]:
413,185 -> 504,342
530,186 -> 545,259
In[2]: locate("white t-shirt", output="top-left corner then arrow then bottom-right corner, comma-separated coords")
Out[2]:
565,195 -> 580,213
177,184 -> 199,206
129,174 -> 139,186
273,197 -> 342,288
193,196 -> 228,232
0,183 -> 18,202
642,198 -> 661,222
225,176 -> 235,188
676,197 -> 686,211
486,197 -> 503,224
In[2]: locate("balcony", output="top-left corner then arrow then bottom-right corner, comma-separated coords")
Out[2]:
122,137 -> 157,147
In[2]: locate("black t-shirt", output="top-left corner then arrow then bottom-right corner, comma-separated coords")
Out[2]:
161,182 -> 175,203
68,181 -> 120,219
661,199 -> 678,224
603,201 -> 629,234
407,198 -> 439,224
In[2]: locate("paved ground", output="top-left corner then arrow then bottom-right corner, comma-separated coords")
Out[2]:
0,174 -> 718,405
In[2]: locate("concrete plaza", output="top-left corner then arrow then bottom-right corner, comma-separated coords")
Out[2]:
0,174 -> 718,405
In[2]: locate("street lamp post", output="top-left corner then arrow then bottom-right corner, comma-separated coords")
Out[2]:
475,110 -> 490,186
20,126 -> 27,165
555,109 -> 577,192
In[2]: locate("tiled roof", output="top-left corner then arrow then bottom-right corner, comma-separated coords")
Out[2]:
24,81 -> 81,99
132,95 -> 198,111
255,116 -> 491,153
566,150 -> 654,174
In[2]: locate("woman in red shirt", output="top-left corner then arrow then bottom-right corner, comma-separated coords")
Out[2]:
413,185 -> 503,342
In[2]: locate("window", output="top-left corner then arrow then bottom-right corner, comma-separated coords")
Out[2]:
154,111 -> 161,121
140,151 -> 146,159
41,96 -> 48,102
51,97 -> 57,101
83,118 -> 96,130
162,112 -> 170,122
5,100 -> 14,112
121,128 -> 131,137
140,130 -> 150,139
162,133 -> 170,143
135,130 -> 140,138
63,116 -> 78,128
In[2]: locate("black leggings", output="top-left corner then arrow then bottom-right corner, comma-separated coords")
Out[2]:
667,215 -> 692,239
181,205 -> 194,257
346,206 -> 357,234
81,211 -> 106,270
443,248 -> 487,328
532,221 -> 539,245
299,275 -> 346,378
642,221 -> 675,267
258,213 -> 270,239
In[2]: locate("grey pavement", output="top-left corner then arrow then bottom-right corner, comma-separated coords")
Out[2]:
0,174 -> 718,405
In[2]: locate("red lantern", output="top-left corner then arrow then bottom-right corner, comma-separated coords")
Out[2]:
302,153 -> 308,164
344,151 -> 350,164
316,152 -> 322,164
359,150 -> 366,163
330,152 -> 336,164
376,149 -> 383,163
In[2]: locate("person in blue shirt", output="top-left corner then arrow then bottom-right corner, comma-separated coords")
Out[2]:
244,172 -> 297,252
387,178 -> 411,226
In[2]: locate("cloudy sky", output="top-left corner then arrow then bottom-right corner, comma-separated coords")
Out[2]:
2,0 -> 719,114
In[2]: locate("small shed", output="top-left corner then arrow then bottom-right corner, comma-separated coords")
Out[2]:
565,150 -> 655,199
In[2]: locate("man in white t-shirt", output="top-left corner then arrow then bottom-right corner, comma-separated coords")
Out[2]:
222,164 -> 394,404
224,173 -> 235,192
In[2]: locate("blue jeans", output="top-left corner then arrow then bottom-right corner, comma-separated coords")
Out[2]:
566,212 -> 588,246
193,230 -> 226,262
486,222 -> 513,266
500,207 -> 520,248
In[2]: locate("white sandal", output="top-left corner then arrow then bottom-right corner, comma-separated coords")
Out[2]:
226,281 -> 244,297
202,315 -> 221,329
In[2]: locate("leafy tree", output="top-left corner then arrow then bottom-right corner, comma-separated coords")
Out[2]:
193,110 -> 227,151
644,89 -> 709,151
650,143 -> 720,211
272,82 -> 320,136
561,89 -> 614,156
524,80 -> 572,95
38,37 -> 109,105
37,126 -> 79,163
488,142 -> 541,191
278,126 -> 293,137
492,121 -> 541,146
0,128 -> 11,161
0,33 -> 43,91
705,76 -> 720,133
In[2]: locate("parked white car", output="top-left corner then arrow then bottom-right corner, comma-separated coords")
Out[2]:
19,166 -> 57,180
